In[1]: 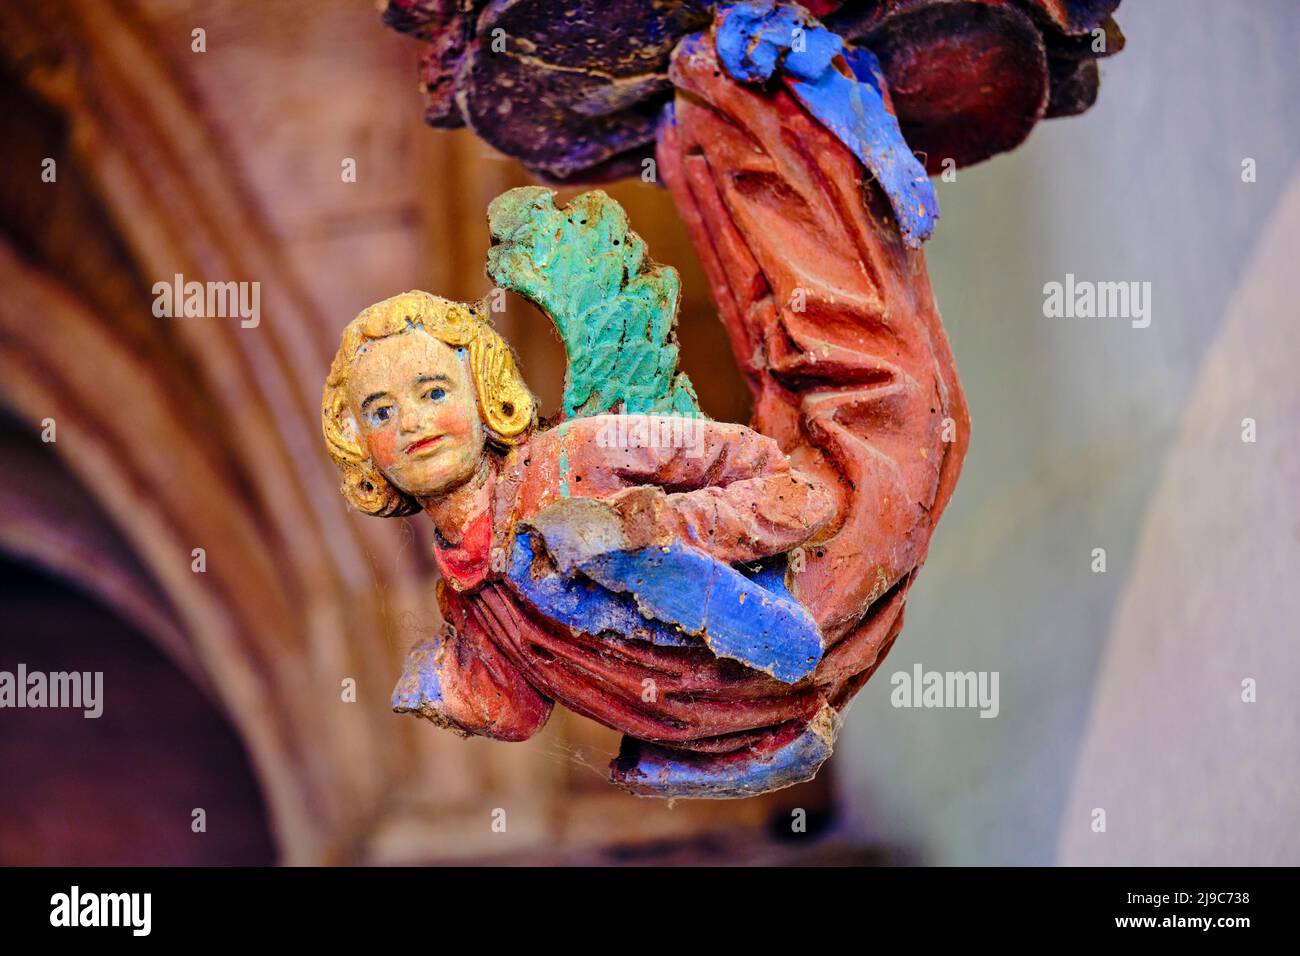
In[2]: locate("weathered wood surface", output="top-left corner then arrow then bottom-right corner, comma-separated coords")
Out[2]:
356,1 -> 1007,797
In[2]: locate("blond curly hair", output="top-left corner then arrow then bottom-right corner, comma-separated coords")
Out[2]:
322,290 -> 535,517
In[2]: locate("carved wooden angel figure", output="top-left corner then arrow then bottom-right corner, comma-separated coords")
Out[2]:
324,187 -> 841,797
327,0 -> 1121,796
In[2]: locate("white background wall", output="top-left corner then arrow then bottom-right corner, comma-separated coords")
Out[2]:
835,0 -> 1300,865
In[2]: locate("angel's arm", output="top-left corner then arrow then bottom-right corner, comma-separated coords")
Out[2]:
503,417 -> 832,683
519,415 -> 835,564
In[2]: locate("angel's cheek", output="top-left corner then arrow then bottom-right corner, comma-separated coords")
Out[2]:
366,429 -> 400,472
438,406 -> 477,446
431,401 -> 482,463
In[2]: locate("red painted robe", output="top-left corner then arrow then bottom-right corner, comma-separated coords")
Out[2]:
395,32 -> 969,773
405,415 -> 836,749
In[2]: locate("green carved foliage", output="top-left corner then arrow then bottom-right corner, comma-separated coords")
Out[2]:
486,186 -> 702,420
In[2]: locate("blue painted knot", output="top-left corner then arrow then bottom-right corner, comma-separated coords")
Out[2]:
715,0 -> 939,247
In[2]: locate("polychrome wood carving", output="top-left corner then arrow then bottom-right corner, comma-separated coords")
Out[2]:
324,0 -> 1121,797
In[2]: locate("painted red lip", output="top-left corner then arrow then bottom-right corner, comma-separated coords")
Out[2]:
404,435 -> 445,456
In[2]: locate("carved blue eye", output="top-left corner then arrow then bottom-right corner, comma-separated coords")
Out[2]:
426,387 -> 447,403
369,405 -> 393,426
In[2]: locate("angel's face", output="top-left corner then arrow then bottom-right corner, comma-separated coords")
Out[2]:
347,329 -> 485,500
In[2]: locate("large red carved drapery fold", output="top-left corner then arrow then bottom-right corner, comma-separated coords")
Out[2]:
658,36 -> 970,705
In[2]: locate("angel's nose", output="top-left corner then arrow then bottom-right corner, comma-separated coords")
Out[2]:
398,402 -> 422,432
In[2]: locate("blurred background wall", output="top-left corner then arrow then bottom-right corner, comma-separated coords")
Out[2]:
835,0 -> 1300,864
0,0 -> 1295,865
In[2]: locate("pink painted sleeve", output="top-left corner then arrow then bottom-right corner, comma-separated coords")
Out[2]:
554,415 -> 835,564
